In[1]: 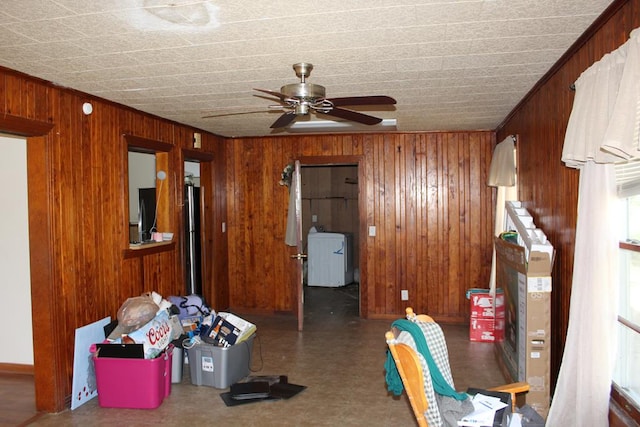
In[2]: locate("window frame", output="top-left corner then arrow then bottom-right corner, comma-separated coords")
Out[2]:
122,134 -> 175,257
611,195 -> 640,424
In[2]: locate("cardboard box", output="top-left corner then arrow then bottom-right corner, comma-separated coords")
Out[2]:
468,289 -> 505,342
505,201 -> 554,263
470,317 -> 496,342
94,347 -> 172,408
470,291 -> 494,318
108,309 -> 174,359
187,334 -> 255,389
494,237 -> 553,419
200,312 -> 257,347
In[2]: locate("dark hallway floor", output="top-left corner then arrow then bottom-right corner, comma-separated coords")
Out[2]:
2,283 -> 506,426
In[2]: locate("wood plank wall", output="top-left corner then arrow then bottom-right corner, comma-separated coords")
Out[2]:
0,67 -> 227,412
496,0 -> 640,392
226,132 -> 496,322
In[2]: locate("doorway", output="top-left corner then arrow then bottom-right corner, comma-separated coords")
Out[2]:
184,160 -> 202,295
0,135 -> 34,366
0,134 -> 37,421
181,150 -> 215,308
300,163 -> 361,320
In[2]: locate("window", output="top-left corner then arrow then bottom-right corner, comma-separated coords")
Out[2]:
128,150 -> 157,243
123,134 -> 174,256
613,161 -> 640,411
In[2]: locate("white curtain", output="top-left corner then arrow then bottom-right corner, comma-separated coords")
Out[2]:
547,28 -> 640,427
602,29 -> 640,159
561,47 -> 628,167
488,136 -> 518,293
546,162 -> 619,427
488,136 -> 516,187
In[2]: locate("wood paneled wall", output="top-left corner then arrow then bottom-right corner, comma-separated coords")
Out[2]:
497,0 -> 640,392
0,67 -> 227,412
226,132 -> 496,322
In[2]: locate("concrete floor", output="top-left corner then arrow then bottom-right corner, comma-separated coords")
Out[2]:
22,284 -> 506,427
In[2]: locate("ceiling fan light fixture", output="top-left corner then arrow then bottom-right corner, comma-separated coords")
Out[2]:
286,118 -> 397,133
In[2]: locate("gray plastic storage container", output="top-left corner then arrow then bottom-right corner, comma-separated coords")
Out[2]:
187,334 -> 255,389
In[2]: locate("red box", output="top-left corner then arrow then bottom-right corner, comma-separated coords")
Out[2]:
470,292 -> 494,318
470,317 -> 496,342
493,290 -> 505,341
468,289 -> 504,342
94,347 -> 172,408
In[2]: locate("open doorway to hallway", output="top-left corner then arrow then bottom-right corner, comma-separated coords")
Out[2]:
300,164 -> 360,319
0,134 -> 37,423
0,135 -> 33,367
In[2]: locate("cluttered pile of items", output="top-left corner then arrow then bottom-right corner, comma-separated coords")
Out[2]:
86,291 -> 304,410
89,291 -> 255,408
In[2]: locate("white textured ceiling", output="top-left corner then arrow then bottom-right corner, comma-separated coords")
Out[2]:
0,0 -> 613,138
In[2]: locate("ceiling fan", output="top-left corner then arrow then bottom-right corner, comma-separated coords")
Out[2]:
204,63 -> 396,129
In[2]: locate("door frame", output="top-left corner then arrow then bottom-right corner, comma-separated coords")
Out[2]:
1,114 -> 59,411
295,155 -> 367,323
293,160 -> 304,331
181,149 -> 216,305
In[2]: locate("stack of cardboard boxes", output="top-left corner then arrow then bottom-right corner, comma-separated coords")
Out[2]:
495,201 -> 554,419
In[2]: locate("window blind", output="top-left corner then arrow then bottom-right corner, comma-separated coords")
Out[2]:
615,158 -> 640,198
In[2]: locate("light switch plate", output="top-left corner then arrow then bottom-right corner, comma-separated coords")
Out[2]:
368,225 -> 376,237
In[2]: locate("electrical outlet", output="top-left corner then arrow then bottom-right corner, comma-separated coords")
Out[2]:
312,214 -> 318,223
368,225 -> 376,237
401,290 -> 409,301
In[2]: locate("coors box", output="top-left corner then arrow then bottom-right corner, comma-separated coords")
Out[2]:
110,310 -> 173,359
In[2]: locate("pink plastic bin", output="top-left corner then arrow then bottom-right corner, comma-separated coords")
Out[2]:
94,347 -> 172,409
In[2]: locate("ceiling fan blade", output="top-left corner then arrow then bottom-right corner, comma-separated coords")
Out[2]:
270,112 -> 298,128
319,107 -> 383,125
254,88 -> 288,101
254,93 -> 285,103
327,95 -> 396,107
